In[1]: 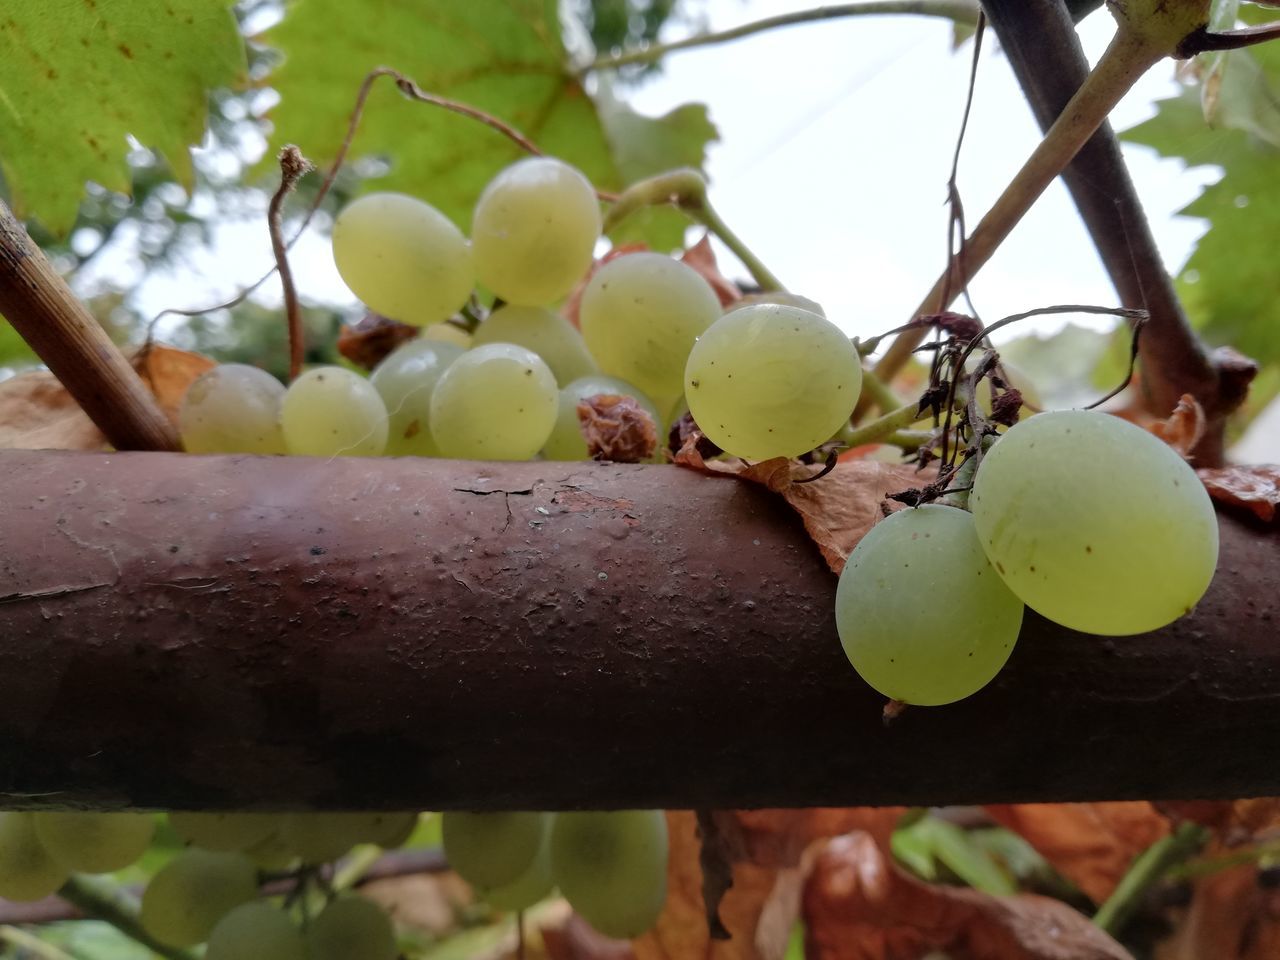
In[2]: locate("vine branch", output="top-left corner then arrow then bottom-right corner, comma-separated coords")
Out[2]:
57,875 -> 198,960
1093,822 -> 1207,936
269,146 -> 314,382
583,0 -> 983,73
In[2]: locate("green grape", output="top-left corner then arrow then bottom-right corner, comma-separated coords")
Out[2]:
443,812 -> 549,890
472,304 -> 598,386
483,825 -> 555,911
471,157 -> 601,306
33,811 -> 155,873
550,810 -> 668,939
684,304 -> 862,460
280,813 -> 367,864
542,375 -> 662,461
0,812 -> 69,902
281,366 -> 388,458
970,409 -> 1219,636
421,322 -> 473,348
179,363 -> 286,455
370,339 -> 465,456
579,253 -> 722,409
307,896 -> 397,960
430,344 -> 559,461
140,850 -> 258,947
243,830 -> 297,871
835,505 -> 1024,706
206,901 -> 306,960
360,812 -> 420,849
167,813 -> 282,852
332,192 -> 473,326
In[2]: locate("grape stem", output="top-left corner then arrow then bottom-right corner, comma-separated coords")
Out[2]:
56,875 -> 199,960
868,5 -> 1204,389
580,1 -> 982,74
0,925 -> 77,960
841,402 -> 922,449
859,369 -> 906,415
268,145 -> 315,382
1092,822 -> 1207,936
602,170 -> 784,291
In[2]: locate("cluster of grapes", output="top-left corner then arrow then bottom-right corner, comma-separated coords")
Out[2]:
442,810 -> 668,939
835,409 -> 1220,706
0,810 -> 415,958
180,155 -> 866,466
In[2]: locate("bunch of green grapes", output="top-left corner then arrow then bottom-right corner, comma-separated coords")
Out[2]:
0,811 -> 155,902
442,809 -> 669,938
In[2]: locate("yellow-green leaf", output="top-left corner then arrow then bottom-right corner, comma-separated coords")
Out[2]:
0,0 -> 246,234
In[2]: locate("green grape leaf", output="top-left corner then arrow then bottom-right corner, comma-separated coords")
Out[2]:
0,0 -> 245,235
264,0 -> 716,252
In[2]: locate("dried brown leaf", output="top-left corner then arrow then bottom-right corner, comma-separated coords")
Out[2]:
680,235 -> 741,306
1197,465 -> 1280,523
544,912 -> 638,960
337,313 -> 419,370
984,803 -> 1170,903
1156,863 -> 1280,960
0,344 -> 213,451
1146,394 -> 1205,458
579,394 -> 658,463
672,449 -> 929,574
1157,798 -> 1280,845
804,832 -> 1132,960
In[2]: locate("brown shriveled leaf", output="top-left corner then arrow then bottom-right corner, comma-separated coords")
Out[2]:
1157,798 -> 1280,846
0,344 -> 213,450
579,394 -> 658,463
1197,465 -> 1280,523
804,832 -> 1133,960
336,313 -> 420,371
1155,863 -> 1280,960
1146,393 -> 1205,458
544,912 -> 638,960
984,803 -> 1170,904
680,235 -> 741,306
673,446 -> 929,574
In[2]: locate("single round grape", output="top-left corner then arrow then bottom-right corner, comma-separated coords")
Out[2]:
307,896 -> 397,960
835,505 -> 1024,706
579,253 -> 722,409
443,812 -> 549,891
542,375 -> 662,461
180,364 -> 286,455
472,304 -> 598,386
0,812 -> 69,902
483,827 -> 555,911
970,409 -> 1219,636
168,813 -> 282,853
550,810 -> 668,939
206,901 -> 306,960
370,339 -> 465,456
281,366 -> 388,458
332,192 -> 473,326
421,322 -> 473,348
140,850 -> 258,947
280,813 -> 374,864
430,344 -> 558,461
34,811 -> 155,873
684,304 -> 862,459
471,157 -> 601,306
243,830 -> 297,871
362,812 -> 420,849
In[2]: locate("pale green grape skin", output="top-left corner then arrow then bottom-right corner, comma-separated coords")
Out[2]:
140,850 -> 258,947
281,366 -> 388,458
422,322 -> 473,348
835,505 -> 1024,706
430,344 -> 558,461
280,813 -> 383,864
483,828 -> 555,911
542,375 -> 662,461
970,409 -> 1219,636
685,304 -> 862,460
370,339 -> 465,456
307,896 -> 397,960
167,813 -> 282,852
472,304 -> 598,386
443,812 -> 549,890
332,192 -> 473,326
550,810 -> 668,940
0,812 -> 69,902
579,253 -> 722,409
362,812 -> 420,848
243,830 -> 297,871
206,902 -> 306,960
471,157 -> 601,306
180,363 -> 286,455
33,812 -> 155,873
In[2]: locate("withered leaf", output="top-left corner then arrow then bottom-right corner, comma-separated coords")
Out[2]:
336,313 -> 420,370
680,235 -> 741,306
0,344 -> 213,450
984,803 -> 1169,904
1157,798 -> 1280,846
579,394 -> 658,463
1146,393 -> 1206,459
1155,862 -> 1280,960
1197,465 -> 1280,523
804,832 -> 1133,960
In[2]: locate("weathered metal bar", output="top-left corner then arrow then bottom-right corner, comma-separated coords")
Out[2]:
0,450 -> 1274,810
